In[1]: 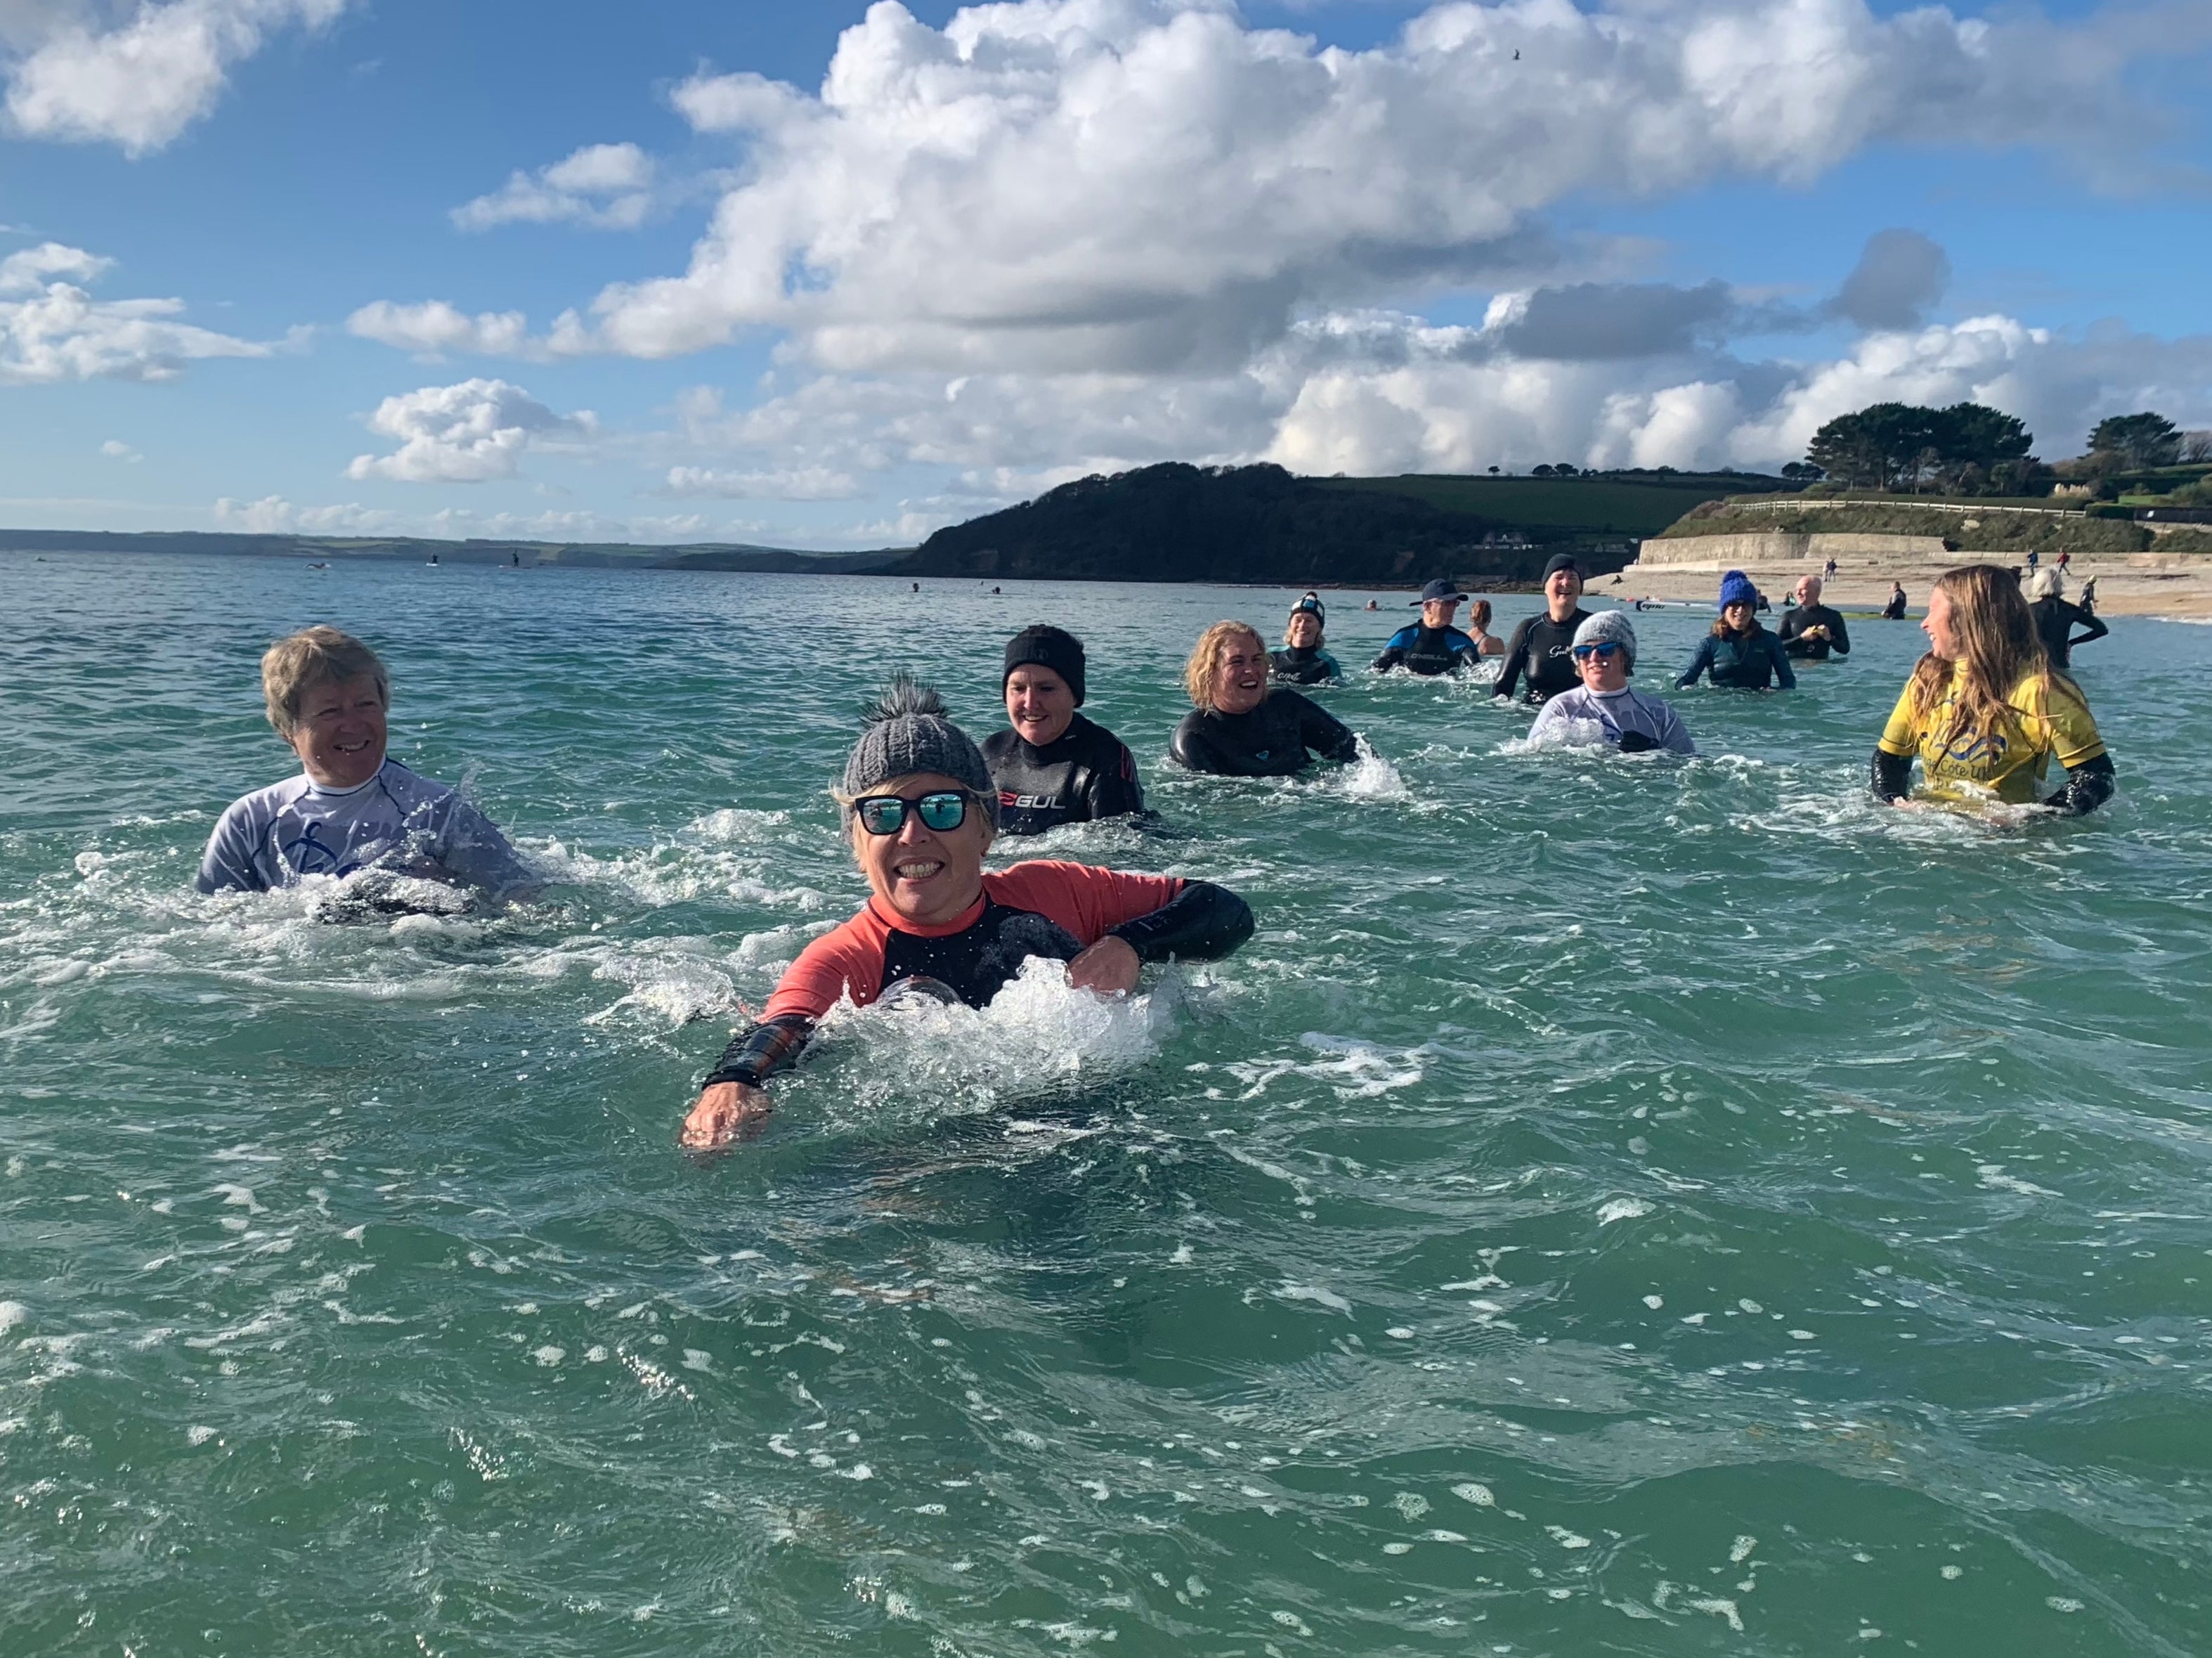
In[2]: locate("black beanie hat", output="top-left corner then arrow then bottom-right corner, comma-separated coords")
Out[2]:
1003,624 -> 1086,706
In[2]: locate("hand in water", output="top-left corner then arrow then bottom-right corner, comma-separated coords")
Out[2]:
1066,935 -> 1141,997
681,1082 -> 772,1152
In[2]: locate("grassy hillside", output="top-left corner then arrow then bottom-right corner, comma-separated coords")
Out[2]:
1320,472 -> 1787,536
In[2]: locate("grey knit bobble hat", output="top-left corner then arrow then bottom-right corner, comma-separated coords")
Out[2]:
1572,609 -> 1637,671
839,673 -> 998,825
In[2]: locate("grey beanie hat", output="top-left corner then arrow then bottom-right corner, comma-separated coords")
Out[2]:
1572,609 -> 1637,671
839,673 -> 998,825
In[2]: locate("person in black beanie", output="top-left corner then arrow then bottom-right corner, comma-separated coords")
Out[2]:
981,624 -> 1149,835
1492,552 -> 1594,706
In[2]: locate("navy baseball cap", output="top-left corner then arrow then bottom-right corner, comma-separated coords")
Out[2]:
1412,578 -> 1469,606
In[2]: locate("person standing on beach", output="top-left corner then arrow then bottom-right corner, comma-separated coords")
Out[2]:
1492,554 -> 1593,705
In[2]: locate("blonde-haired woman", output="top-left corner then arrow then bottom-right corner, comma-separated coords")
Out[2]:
1171,621 -> 1360,777
1872,564 -> 2115,815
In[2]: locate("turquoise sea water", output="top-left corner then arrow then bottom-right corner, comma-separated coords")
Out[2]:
3,550 -> 2208,1657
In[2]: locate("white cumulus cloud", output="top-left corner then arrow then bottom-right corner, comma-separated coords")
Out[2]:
100,437 -> 142,462
4,0 -> 350,156
453,141 -> 657,231
557,0 -> 2185,370
214,494 -> 398,533
0,239 -> 274,383
345,299 -> 539,361
346,377 -> 596,484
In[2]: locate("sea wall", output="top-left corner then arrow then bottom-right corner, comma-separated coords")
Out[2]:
1636,531 -> 1952,569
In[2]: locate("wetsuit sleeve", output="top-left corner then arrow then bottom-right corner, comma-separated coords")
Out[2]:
1828,612 -> 1852,657
987,860 -> 1185,943
1084,739 -> 1146,820
2043,753 -> 2115,816
1491,618 -> 1537,700
1871,749 -> 1913,803
2068,608 -> 2109,652
435,796 -> 540,898
1318,650 -> 1342,682
1778,609 -> 1807,652
1675,637 -> 1715,689
1371,627 -> 1414,673
195,799 -> 267,894
760,916 -> 888,1022
1769,636 -> 1797,690
703,1014 -> 814,1088
1296,694 -> 1360,763
1107,880 -> 1254,963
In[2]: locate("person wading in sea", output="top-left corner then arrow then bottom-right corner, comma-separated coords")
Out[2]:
1492,555 -> 1594,705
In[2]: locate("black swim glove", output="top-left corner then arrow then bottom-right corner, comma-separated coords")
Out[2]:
1616,732 -> 1657,754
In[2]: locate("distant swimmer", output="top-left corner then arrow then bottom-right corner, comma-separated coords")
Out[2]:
1171,621 -> 1360,777
1676,570 -> 1796,692
2026,567 -> 2107,671
1778,574 -> 1852,661
1873,565 -> 2114,815
1372,578 -> 1482,675
679,678 -> 1254,1149
1526,611 -> 1696,755
1882,581 -> 1908,620
1364,599 -> 1379,611
982,625 -> 1147,836
1492,554 -> 1593,705
196,626 -> 536,898
1465,599 -> 1506,657
1270,592 -> 1343,685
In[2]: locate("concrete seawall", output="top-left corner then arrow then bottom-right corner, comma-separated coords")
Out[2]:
1636,531 -> 1953,569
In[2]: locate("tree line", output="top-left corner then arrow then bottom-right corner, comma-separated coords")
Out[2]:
1793,403 -> 2212,496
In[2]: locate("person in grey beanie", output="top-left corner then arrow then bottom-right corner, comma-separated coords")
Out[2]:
1526,611 -> 1696,755
679,675 -> 1253,1151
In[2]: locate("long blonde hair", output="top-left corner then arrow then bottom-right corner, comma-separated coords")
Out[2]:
1185,621 -> 1266,711
1906,564 -> 2050,748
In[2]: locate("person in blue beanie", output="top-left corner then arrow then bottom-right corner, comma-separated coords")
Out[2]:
1676,569 -> 1796,691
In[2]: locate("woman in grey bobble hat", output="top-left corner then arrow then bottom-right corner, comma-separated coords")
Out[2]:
680,675 -> 1254,1151
1525,611 -> 1697,755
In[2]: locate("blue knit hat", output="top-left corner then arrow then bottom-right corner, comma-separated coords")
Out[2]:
1717,569 -> 1758,610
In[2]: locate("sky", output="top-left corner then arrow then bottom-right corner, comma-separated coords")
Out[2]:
1,0 -> 2208,548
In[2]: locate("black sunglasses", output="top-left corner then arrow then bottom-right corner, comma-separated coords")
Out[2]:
853,789 -> 977,836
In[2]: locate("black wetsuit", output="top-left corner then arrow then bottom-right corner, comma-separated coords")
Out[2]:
2029,597 -> 2109,671
1492,608 -> 1592,704
1270,645 -> 1342,685
1170,692 -> 1359,777
1882,590 -> 1908,620
982,714 -> 1146,836
1779,602 -> 1852,661
1372,625 -> 1478,676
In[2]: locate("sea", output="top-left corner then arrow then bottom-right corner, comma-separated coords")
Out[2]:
2,549 -> 2207,1656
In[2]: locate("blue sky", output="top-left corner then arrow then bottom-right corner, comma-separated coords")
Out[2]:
2,0 -> 2207,545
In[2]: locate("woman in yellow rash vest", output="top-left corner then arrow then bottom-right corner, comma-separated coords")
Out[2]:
1871,564 -> 2116,815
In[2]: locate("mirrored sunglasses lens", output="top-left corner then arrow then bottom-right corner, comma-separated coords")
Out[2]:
917,793 -> 967,831
859,798 -> 905,835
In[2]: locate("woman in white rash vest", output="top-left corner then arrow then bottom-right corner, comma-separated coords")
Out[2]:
1526,611 -> 1696,756
196,626 -> 536,899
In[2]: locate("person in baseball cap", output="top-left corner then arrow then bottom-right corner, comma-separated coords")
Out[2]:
1373,578 -> 1482,675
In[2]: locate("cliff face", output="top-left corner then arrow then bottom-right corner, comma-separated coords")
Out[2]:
897,462 -> 1612,586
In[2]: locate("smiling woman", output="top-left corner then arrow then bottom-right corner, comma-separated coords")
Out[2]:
1169,619 -> 1361,777
680,675 -> 1253,1151
193,625 -> 536,898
